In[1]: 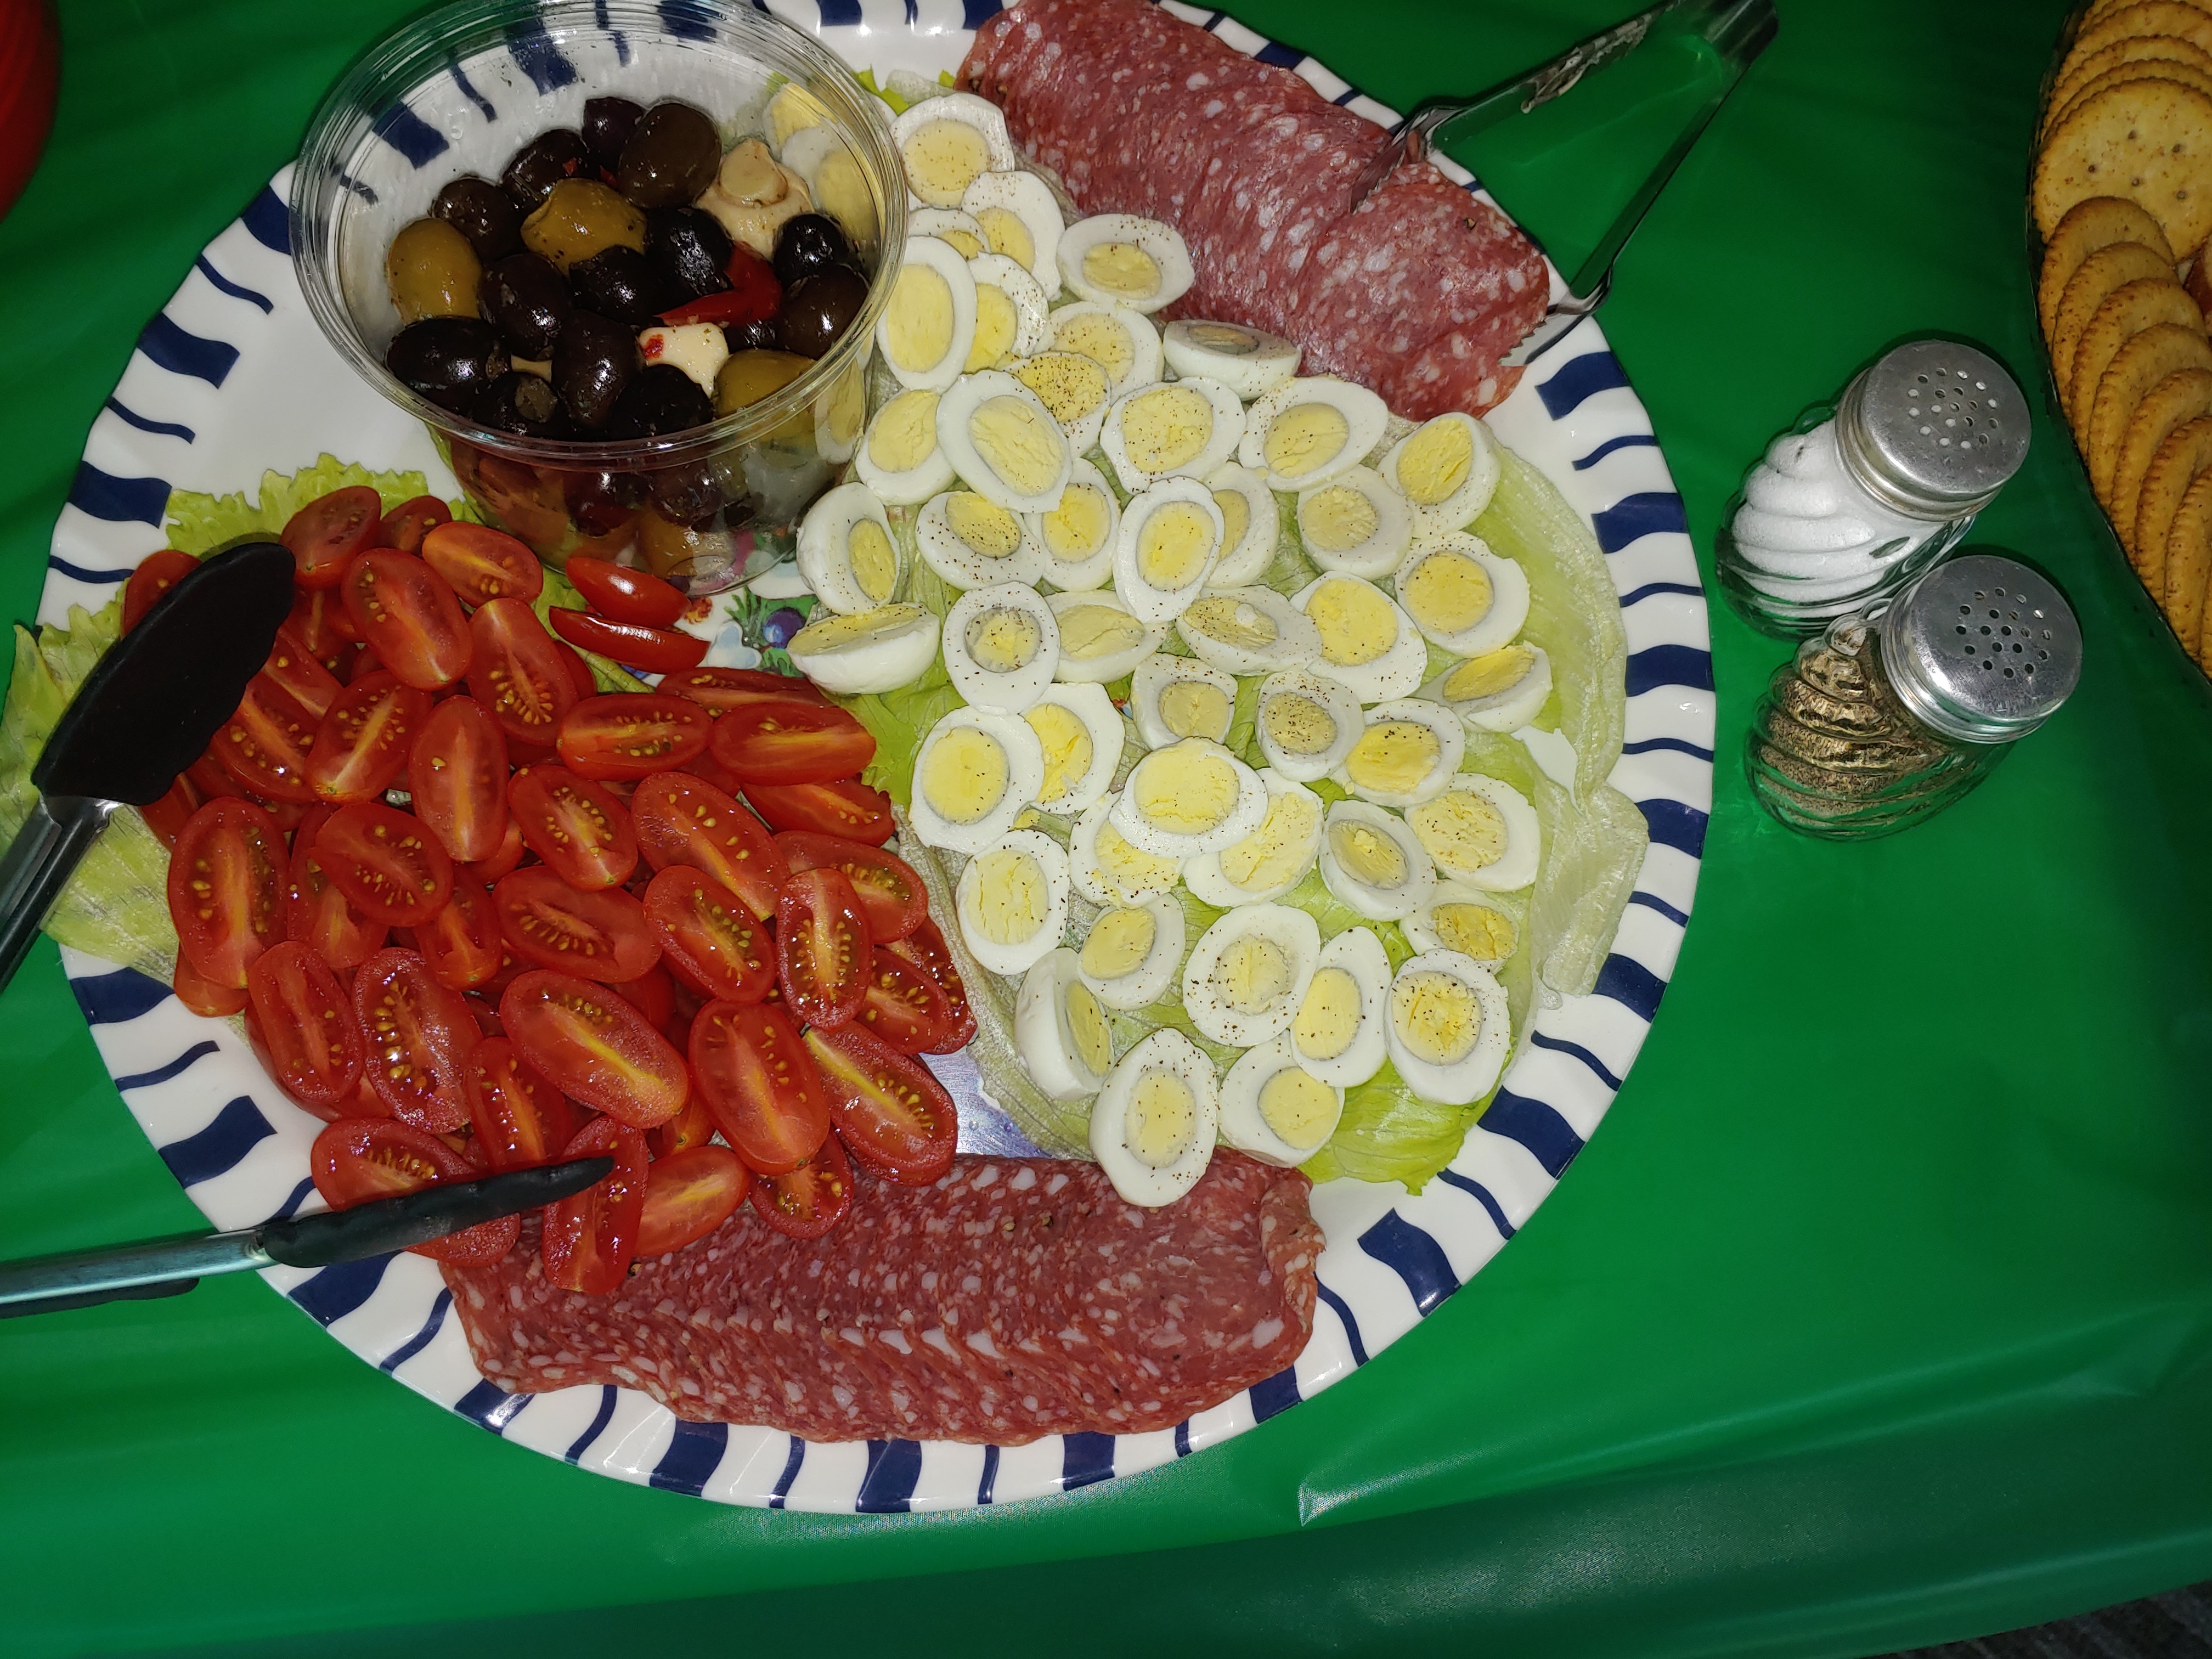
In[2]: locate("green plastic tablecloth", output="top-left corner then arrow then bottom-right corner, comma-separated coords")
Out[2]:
7,0 -> 2212,1653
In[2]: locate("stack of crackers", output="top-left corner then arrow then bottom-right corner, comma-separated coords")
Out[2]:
2035,3 -> 2212,667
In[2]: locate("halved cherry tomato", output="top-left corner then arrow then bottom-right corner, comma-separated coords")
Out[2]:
173,951 -> 249,1016
303,670 -> 432,804
541,1116 -> 650,1293
420,521 -> 545,608
141,777 -> 197,849
609,961 -> 675,1029
776,832 -> 926,944
376,494 -> 452,554
459,814 -> 527,885
708,699 -> 874,786
854,946 -> 951,1054
288,585 -> 360,666
743,777 -> 895,844
805,1020 -> 958,1186
283,486 -> 382,591
631,771 -> 787,919
552,639 -> 601,701
636,1144 -> 749,1257
748,1131 -> 853,1241
644,865 -> 774,1003
121,550 -> 200,634
651,1090 -> 716,1159
167,798 -> 289,989
690,999 -> 831,1175
342,548 -> 473,689
348,646 -> 386,682
406,697 -> 509,864
507,764 -> 636,889
554,693 -> 712,782
493,866 -> 661,981
546,607 -> 708,674
247,941 -> 364,1109
414,879 -> 503,990
262,623 -> 343,720
564,555 -> 686,628
287,845 -> 388,973
184,753 -> 246,804
881,917 -> 976,1054
209,673 -> 319,803
353,947 -> 481,1132
660,664 -> 827,713
774,866 -> 870,1028
314,801 -> 453,927
501,969 -> 689,1128
460,1036 -> 580,1172
310,1116 -> 517,1265
466,596 -> 577,744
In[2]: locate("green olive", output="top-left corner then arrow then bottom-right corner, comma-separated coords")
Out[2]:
521,179 -> 647,274
713,348 -> 812,421
386,217 -> 482,324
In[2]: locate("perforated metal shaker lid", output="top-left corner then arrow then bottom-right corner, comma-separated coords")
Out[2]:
1877,554 -> 2081,743
1835,341 -> 2029,520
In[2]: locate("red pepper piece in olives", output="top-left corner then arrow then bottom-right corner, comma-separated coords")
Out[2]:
432,176 -> 522,263
582,96 -> 645,171
771,213 -> 854,288
571,245 -> 678,328
501,128 -> 589,212
476,370 -> 568,437
479,252 -> 574,360
606,363 -> 714,438
388,317 -> 509,411
775,264 -> 869,359
646,206 -> 735,300
616,101 -> 721,209
553,310 -> 643,430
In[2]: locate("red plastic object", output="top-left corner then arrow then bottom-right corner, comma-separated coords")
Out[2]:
0,1 -> 58,224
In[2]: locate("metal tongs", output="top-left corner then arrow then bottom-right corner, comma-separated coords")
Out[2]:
1352,0 -> 1778,368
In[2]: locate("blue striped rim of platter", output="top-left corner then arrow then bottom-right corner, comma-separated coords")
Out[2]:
43,0 -> 1713,1513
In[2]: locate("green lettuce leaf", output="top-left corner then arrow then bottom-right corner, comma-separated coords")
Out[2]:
163,456 -> 433,557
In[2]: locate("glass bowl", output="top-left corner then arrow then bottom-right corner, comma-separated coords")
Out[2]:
290,0 -> 906,592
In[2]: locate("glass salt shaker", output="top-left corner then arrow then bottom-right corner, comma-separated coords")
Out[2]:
1717,341 -> 2031,638
1746,552 -> 2082,840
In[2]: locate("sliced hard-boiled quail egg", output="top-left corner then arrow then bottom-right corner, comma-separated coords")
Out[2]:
1009,350 -> 1114,455
1058,213 -> 1194,314
1090,1028 -> 1219,1208
855,387 -> 957,505
783,603 -> 941,697
1221,1034 -> 1342,1167
1297,465 -> 1413,580
1185,769 -> 1323,906
1335,698 -> 1465,809
1026,681 -> 1122,816
1131,654 -> 1237,749
1253,668 -> 1361,782
1070,792 -> 1183,906
955,828 -> 1069,977
1049,300 -> 1164,393
1393,532 -> 1528,657
1404,774 -> 1541,893
1182,902 -> 1320,1047
1403,881 -> 1519,966
964,252 -> 1052,372
891,93 -> 1016,208
1290,926 -> 1390,1089
943,582 -> 1060,713
1015,948 -> 1114,1103
1296,574 -> 1428,704
1240,376 -> 1390,490
916,488 -> 1047,590
795,481 -> 901,616
1099,377 -> 1246,494
962,168 -> 1064,298
767,81 -> 829,146
1422,642 -> 1553,733
1076,893 -> 1186,1010
1161,319 -> 1301,401
936,369 -> 1072,514
1112,737 -> 1267,859
1047,589 -> 1163,682
1177,586 -> 1321,676
1387,950 -> 1510,1105
910,206 -> 988,259
1384,411 -> 1500,535
1204,463 -> 1280,588
1025,457 -> 1119,591
780,124 -> 878,247
877,235 -> 977,392
910,707 -> 1046,854
1113,478 -> 1224,624
813,358 -> 867,464
1320,799 -> 1436,921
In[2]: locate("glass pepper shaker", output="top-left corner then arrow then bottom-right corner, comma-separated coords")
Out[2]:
1746,552 -> 2082,840
1717,341 -> 2031,637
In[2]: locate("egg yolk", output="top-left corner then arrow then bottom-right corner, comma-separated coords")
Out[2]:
976,205 -> 1035,269
1400,550 -> 1494,636
1136,501 -> 1217,591
1187,321 -> 1260,355
1261,691 -> 1339,757
815,149 -> 877,245
1396,416 -> 1477,506
789,602 -> 925,654
1259,1066 -> 1336,1150
966,283 -> 1019,371
1126,1069 -> 1197,1166
1432,901 -> 1517,961
1264,402 -> 1351,479
1118,385 -> 1215,475
1308,578 -> 1396,667
1219,789 -> 1320,891
847,519 -> 898,603
868,388 -> 939,473
1157,676 -> 1232,742
1184,595 -> 1279,651
1392,970 -> 1481,1066
1329,820 -> 1408,889
768,83 -> 828,145
1058,601 -> 1148,663
1054,311 -> 1136,383
1064,980 -> 1113,1077
964,605 -> 1043,674
933,223 -> 985,258
1026,701 -> 1094,806
969,396 -> 1065,496
1211,933 -> 1291,1017
1301,483 -> 1379,554
922,726 -> 1009,825
1081,240 -> 1163,302
903,118 -> 992,207
1013,352 -> 1111,428
945,490 -> 1023,558
1406,789 -> 1508,876
1041,482 -> 1112,561
1212,486 -> 1252,557
884,263 -> 955,375
1082,905 -> 1156,980
968,847 -> 1049,944
1344,719 -> 1443,797
1093,817 -> 1180,902
823,360 -> 867,446
1294,967 -> 1362,1061
1442,644 -> 1538,703
1131,742 -> 1239,837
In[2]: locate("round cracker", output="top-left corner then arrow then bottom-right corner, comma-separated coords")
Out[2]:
2050,37 -> 2212,131
2039,196 -> 2176,341
2115,365 -> 2212,552
2132,413 -> 2212,592
2071,2 -> 2212,65
2059,256 -> 2189,410
2034,80 -> 2212,256
2165,467 -> 2212,654
2080,0 -> 2212,35
2045,59 -> 2212,139
2091,321 -> 2212,498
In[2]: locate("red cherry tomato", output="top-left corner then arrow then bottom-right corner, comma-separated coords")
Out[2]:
630,771 -> 787,919
507,764 -> 637,890
661,665 -> 827,714
310,1117 -> 517,1266
643,865 -> 774,1003
459,814 -> 527,885
283,486 -> 382,591
635,1144 -> 749,1257
209,673 -> 319,803
262,623 -> 343,720
376,494 -> 452,554
420,521 -> 545,608
854,946 -> 951,1054
247,941 -> 365,1109
121,550 -> 200,634
167,798 -> 289,990
466,596 -> 578,744
776,831 -> 926,944
287,844 -> 388,973
352,947 -> 482,1132
407,696 -> 510,863
341,548 -> 473,690
546,607 -> 708,674
303,670 -> 432,804
348,646 -> 386,683
492,866 -> 661,981
609,961 -> 676,1030
774,866 -> 871,1028
172,951 -> 249,1017
142,777 -> 196,850
748,1131 -> 853,1241
881,917 -> 976,1054
460,1036 -> 581,1172
552,638 -> 601,700
707,699 -> 874,786
689,1000 -> 831,1175
500,969 -> 689,1128
287,585 -> 360,667
564,555 -> 686,628
541,1116 -> 650,1294
805,1019 -> 958,1186
743,777 -> 895,844
413,879 -> 504,990
554,692 -> 712,782
314,801 -> 453,927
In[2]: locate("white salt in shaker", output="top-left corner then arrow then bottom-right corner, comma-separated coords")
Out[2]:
1717,342 -> 2030,637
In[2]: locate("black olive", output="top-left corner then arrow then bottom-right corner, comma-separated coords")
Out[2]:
772,213 -> 853,288
616,101 -> 720,209
387,317 -> 509,411
581,96 -> 645,171
646,206 -> 734,300
501,128 -> 589,212
478,252 -> 574,360
723,317 -> 780,354
606,363 -> 714,439
571,245 -> 678,328
431,176 -> 522,263
647,455 -> 740,524
564,469 -> 646,535
476,371 -> 568,437
553,310 -> 643,430
775,264 -> 869,359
